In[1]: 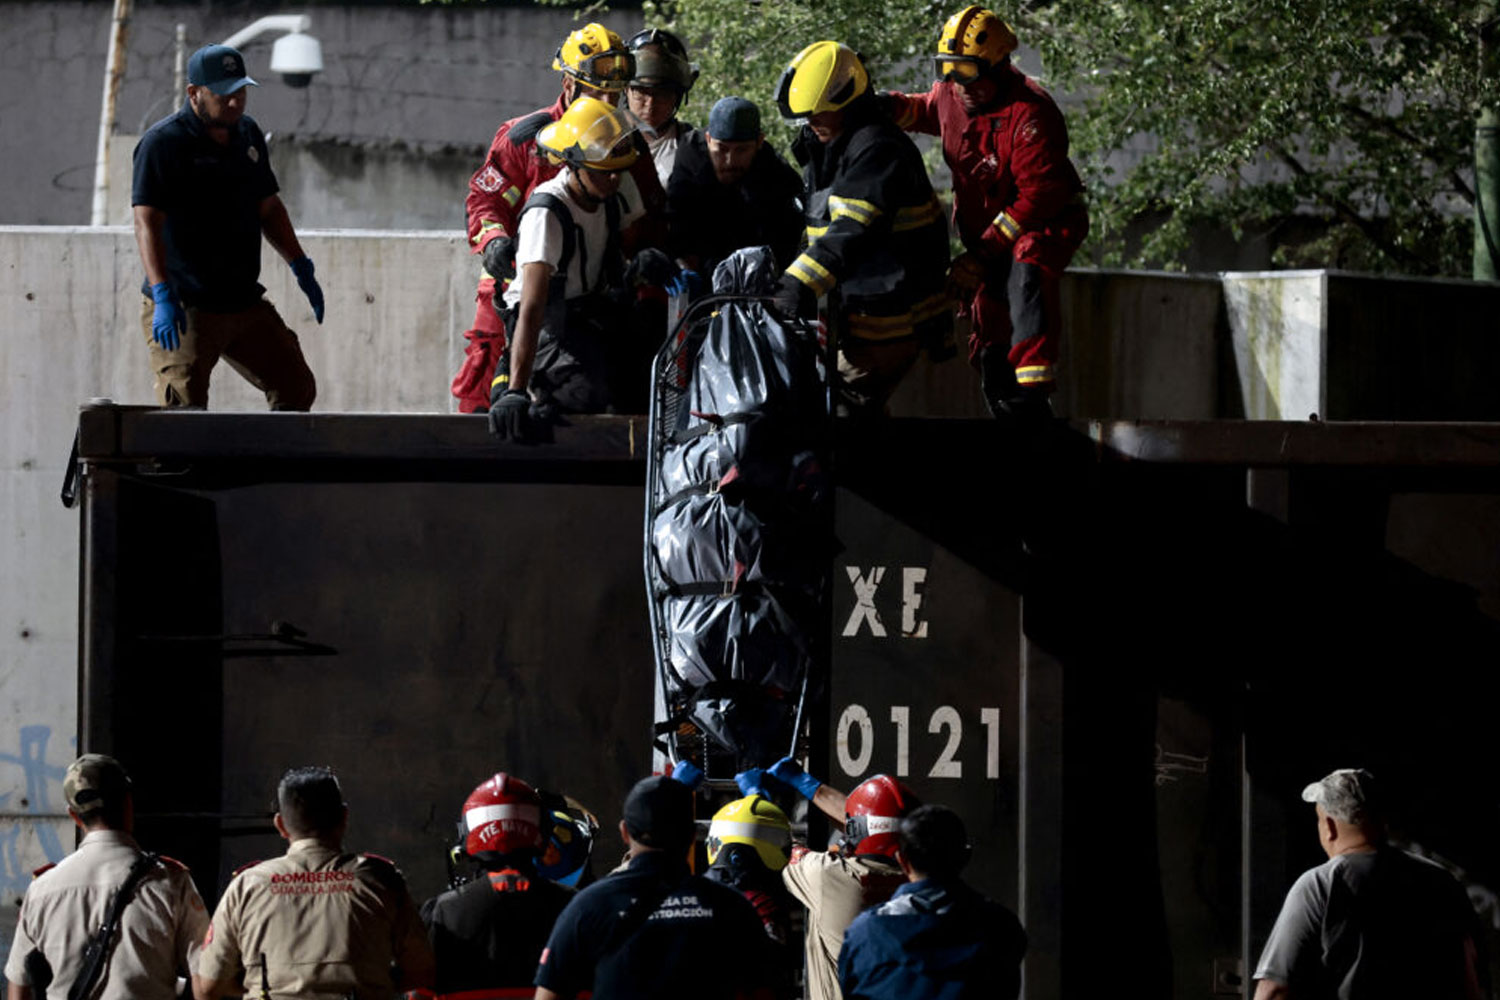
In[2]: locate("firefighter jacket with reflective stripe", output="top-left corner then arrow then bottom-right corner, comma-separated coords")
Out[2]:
466,95 -> 568,255
785,103 -> 950,343
886,66 -> 1086,270
465,94 -> 668,261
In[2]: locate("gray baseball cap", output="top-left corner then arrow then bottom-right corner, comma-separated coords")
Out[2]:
1301,768 -> 1381,824
64,754 -> 130,817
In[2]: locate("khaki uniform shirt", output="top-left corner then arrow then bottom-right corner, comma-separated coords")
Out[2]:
3,829 -> 208,1000
783,851 -> 905,1000
198,838 -> 431,1000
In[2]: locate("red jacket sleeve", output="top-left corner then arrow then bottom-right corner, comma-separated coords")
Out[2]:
465,123 -> 536,252
884,84 -> 942,136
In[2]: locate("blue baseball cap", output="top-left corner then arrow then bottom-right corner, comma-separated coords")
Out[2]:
188,44 -> 258,96
708,97 -> 762,142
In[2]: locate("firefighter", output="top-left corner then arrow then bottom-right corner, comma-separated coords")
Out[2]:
765,758 -> 919,1000
419,773 -> 575,994
626,28 -> 699,185
884,6 -> 1089,421
772,41 -> 953,417
704,793 -> 799,998
487,96 -> 667,440
452,23 -> 667,414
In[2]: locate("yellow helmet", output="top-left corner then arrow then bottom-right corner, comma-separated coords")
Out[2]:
537,96 -> 642,172
775,41 -> 869,119
553,23 -> 635,93
706,795 -> 792,872
936,6 -> 1018,84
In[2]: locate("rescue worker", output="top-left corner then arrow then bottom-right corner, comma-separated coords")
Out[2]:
452,23 -> 668,414
666,96 -> 805,279
772,41 -> 953,416
420,773 -> 575,994
486,96 -> 662,441
534,775 -> 773,1000
704,793 -> 799,997
4,754 -> 209,1000
536,795 -> 602,889
884,6 -> 1089,421
626,28 -> 699,185
763,758 -> 917,1000
192,766 -> 435,999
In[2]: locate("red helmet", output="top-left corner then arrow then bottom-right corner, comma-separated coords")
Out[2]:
462,773 -> 544,864
844,774 -> 919,857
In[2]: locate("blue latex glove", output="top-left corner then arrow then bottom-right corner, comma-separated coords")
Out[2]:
665,269 -> 702,299
670,760 -> 704,790
149,282 -> 184,351
768,756 -> 822,801
735,768 -> 767,798
290,256 -> 325,323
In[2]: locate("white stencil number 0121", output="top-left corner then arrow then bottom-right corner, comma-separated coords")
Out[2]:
836,704 -> 1001,779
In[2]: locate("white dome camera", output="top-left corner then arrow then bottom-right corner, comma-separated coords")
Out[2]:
270,32 -> 323,88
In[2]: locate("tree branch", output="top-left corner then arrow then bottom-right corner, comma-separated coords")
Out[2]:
1270,144 -> 1424,268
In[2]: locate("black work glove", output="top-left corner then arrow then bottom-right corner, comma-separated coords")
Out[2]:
771,275 -> 815,319
625,247 -> 678,288
481,235 -> 517,284
488,389 -> 531,441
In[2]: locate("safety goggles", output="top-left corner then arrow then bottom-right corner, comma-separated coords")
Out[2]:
935,55 -> 986,85
628,27 -> 689,59
576,48 -> 636,89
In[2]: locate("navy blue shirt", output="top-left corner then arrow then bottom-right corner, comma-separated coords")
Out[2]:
131,100 -> 278,311
838,878 -> 1027,1000
535,849 -> 771,1000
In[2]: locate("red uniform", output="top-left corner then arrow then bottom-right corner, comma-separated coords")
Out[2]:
452,94 -> 670,412
887,64 -> 1088,395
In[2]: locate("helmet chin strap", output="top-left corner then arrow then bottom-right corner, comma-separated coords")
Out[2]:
567,170 -> 603,209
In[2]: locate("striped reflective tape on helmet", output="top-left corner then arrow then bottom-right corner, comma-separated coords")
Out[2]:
787,253 -> 836,295
466,803 -> 541,830
830,195 -> 881,227
1016,364 -> 1054,385
708,819 -> 791,846
991,210 -> 1021,242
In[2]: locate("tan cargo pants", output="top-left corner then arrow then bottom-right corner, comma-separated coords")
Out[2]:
140,297 -> 316,410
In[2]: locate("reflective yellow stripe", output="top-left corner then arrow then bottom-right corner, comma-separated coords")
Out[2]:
911,291 -> 949,323
471,221 -> 505,246
893,199 -> 942,231
1016,364 -> 1054,384
993,211 -> 1022,241
829,195 -> 881,227
787,254 -> 835,295
502,185 -> 523,206
805,224 -> 829,240
490,371 -> 511,390
844,292 -> 951,341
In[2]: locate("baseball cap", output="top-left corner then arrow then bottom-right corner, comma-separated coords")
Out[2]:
188,44 -> 259,96
64,754 -> 130,817
1301,768 -> 1381,825
708,97 -> 761,142
623,775 -> 695,851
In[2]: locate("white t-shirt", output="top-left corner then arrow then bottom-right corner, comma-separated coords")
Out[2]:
647,121 -> 687,186
503,170 -> 646,308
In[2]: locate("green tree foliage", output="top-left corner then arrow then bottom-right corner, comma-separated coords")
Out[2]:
1028,0 -> 1496,274
643,0 -> 1496,275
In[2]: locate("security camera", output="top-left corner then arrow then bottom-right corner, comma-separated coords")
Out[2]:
271,32 -> 322,88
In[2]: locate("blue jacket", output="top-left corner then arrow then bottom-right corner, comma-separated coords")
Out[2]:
838,878 -> 1026,1000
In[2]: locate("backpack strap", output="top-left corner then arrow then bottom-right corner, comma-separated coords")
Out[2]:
520,191 -> 578,301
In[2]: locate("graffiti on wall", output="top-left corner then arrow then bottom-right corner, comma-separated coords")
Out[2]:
0,725 -> 69,896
